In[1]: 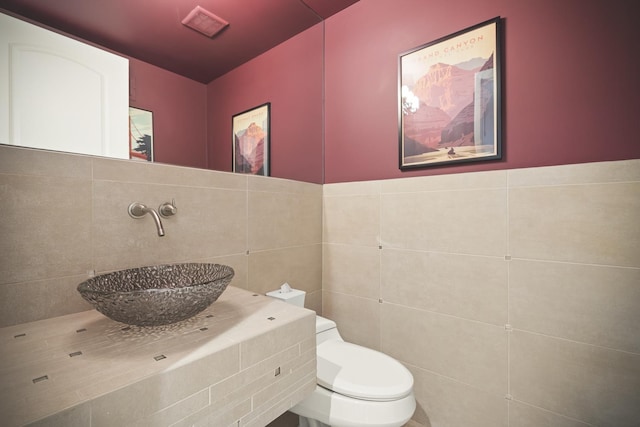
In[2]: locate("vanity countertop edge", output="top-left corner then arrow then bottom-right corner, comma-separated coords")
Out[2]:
0,286 -> 317,427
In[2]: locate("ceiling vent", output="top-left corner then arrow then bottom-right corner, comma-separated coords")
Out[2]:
181,6 -> 229,38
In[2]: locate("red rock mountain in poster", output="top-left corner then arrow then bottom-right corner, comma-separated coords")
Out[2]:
404,56 -> 493,153
245,122 -> 264,140
236,122 -> 265,174
412,62 -> 477,119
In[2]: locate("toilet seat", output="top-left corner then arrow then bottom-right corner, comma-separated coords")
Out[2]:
316,340 -> 413,402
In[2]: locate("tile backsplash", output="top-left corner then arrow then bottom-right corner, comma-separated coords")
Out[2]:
0,145 -> 322,327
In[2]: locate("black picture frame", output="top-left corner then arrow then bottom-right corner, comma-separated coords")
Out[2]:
232,102 -> 270,176
129,107 -> 154,162
399,17 -> 503,169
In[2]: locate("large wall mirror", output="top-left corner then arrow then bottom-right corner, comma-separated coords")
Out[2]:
0,13 -> 130,160
0,1 -> 358,184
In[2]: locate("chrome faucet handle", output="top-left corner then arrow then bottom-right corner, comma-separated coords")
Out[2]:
128,202 -> 149,218
159,199 -> 177,218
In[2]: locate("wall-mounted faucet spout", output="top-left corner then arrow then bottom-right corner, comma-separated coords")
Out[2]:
128,203 -> 165,236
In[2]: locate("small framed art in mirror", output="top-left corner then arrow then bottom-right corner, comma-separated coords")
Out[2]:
129,107 -> 154,162
232,102 -> 270,176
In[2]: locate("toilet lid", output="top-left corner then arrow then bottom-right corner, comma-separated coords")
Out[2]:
316,340 -> 413,401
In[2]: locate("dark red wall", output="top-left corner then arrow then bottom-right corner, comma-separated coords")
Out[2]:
129,58 -> 207,169
130,0 -> 639,183
206,23 -> 324,184
323,0 -> 640,183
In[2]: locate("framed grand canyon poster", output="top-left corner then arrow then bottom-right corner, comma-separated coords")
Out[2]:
232,102 -> 270,176
399,17 -> 502,169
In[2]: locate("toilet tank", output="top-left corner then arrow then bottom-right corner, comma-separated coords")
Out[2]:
316,316 -> 343,344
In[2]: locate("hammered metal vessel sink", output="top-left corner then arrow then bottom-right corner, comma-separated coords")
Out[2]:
77,263 -> 234,326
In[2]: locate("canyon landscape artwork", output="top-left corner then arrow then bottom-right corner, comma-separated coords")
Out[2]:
233,103 -> 270,176
399,18 -> 501,169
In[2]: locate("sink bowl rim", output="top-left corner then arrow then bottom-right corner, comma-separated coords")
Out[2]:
77,263 -> 234,294
76,262 -> 235,326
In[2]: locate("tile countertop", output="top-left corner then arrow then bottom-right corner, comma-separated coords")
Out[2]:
0,286 -> 316,426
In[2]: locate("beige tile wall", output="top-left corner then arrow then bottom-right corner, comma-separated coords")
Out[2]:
3,144 -> 639,427
0,145 -> 322,327
323,159 -> 640,427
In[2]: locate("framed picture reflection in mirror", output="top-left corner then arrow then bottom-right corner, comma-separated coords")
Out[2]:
232,102 -> 270,176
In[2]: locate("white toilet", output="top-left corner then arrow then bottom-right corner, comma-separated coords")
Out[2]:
267,285 -> 416,427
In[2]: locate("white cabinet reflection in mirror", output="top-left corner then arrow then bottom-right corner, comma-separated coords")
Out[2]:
0,12 -> 129,159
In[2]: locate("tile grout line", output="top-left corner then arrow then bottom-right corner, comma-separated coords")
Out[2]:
245,176 -> 250,292
90,158 -> 96,280
511,327 -> 640,356
505,169 -> 511,410
378,187 -> 383,350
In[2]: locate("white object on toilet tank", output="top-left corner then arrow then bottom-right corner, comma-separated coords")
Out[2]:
266,283 -> 306,307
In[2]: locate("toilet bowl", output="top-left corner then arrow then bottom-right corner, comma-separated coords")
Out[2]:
267,286 -> 416,427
